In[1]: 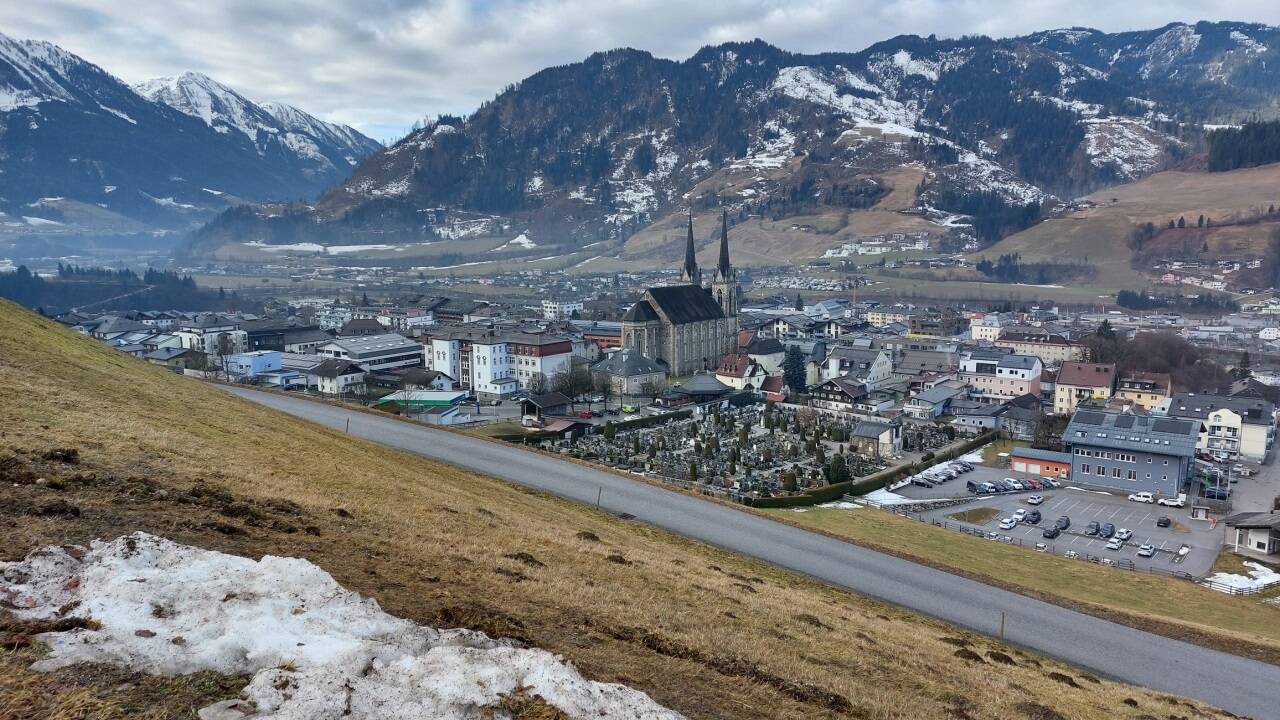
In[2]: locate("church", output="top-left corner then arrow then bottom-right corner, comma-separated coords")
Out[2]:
621,211 -> 740,376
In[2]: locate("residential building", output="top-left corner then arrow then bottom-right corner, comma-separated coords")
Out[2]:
810,376 -> 867,414
308,359 -> 367,397
224,351 -> 283,378
316,305 -> 354,331
743,336 -> 786,374
825,347 -> 893,387
1159,393 -> 1276,462
1054,362 -> 1117,415
423,327 -> 574,398
949,400 -> 1006,434
1115,372 -> 1172,411
174,316 -> 247,360
903,384 -> 966,420
865,307 -> 917,327
542,299 -> 585,320
319,333 -> 423,373
994,329 -> 1084,364
850,420 -> 902,458
907,310 -> 965,337
339,318 -> 387,337
960,351 -> 1042,404
593,349 -> 667,396
714,353 -> 767,391
1063,410 -> 1199,497
969,312 -> 1012,342
1223,512 -> 1280,557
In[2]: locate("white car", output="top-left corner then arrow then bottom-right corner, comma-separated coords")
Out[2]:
1157,493 -> 1186,507
1105,538 -> 1125,551
1064,550 -> 1079,559
1115,528 -> 1133,542
1127,492 -> 1155,504
998,517 -> 1017,530
1026,495 -> 1045,505
1034,543 -> 1048,552
1137,544 -> 1156,558
1003,478 -> 1024,491
1012,509 -> 1028,522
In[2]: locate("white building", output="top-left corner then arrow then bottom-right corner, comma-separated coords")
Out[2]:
173,317 -> 247,359
318,333 -> 423,372
542,299 -> 584,321
423,327 -> 574,398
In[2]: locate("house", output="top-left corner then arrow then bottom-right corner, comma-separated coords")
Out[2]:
339,318 -> 388,337
224,350 -> 283,378
308,359 -> 367,397
281,328 -> 335,354
1009,447 -> 1071,478
762,314 -> 817,340
969,312 -> 1012,342
1054,362 -> 1116,416
783,339 -> 827,387
825,347 -> 893,388
850,420 -> 902,458
949,400 -> 1006,434
903,384 -> 965,420
1115,372 -> 1171,411
810,376 -> 867,415
865,307 -> 918,327
593,349 -> 667,396
174,316 -> 247,359
1158,393 -> 1276,462
907,310 -> 965,337
994,329 -> 1084,364
542,299 -> 584,320
319,333 -> 424,373
144,347 -> 205,371
743,336 -> 786,374
760,375 -> 787,403
424,326 -> 573,398
1002,394 -> 1043,440
893,349 -> 959,381
715,353 -> 767,391
394,368 -> 455,391
1223,512 -> 1280,557
1064,410 -> 1199,497
960,351 -> 1042,404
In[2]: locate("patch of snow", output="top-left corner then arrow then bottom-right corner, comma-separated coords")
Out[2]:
1231,30 -> 1268,54
1140,25 -> 1200,79
1,533 -> 682,720
816,500 -> 862,510
1202,561 -> 1280,593
97,104 -> 136,124
570,255 -> 602,269
245,241 -> 324,253
1083,118 -> 1166,178
525,175 -> 545,193
202,188 -> 224,195
103,185 -> 117,193
891,50 -> 939,81
144,193 -> 198,210
492,233 -> 537,251
325,244 -> 398,254
22,216 -> 62,226
861,488 -> 916,505
771,66 -> 922,139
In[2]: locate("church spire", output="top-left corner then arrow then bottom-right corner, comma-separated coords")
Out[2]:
680,211 -> 701,285
717,209 -> 731,276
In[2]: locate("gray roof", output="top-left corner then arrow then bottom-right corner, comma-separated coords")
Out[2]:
913,385 -> 964,404
645,285 -> 724,324
674,372 -> 731,395
1224,512 -> 1280,529
1010,447 -> 1071,463
621,300 -> 659,323
326,333 -> 419,357
1166,393 -> 1275,426
1065,410 -> 1198,457
144,347 -> 194,361
309,359 -> 365,379
594,350 -> 665,377
997,354 -> 1040,370
852,421 -> 892,438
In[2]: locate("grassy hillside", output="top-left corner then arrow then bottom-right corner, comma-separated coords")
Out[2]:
971,164 -> 1280,294
0,300 -> 1239,720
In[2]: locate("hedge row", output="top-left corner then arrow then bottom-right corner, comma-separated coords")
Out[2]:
745,431 -> 996,509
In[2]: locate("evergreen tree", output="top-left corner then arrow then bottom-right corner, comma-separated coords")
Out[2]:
783,346 -> 807,392
1236,351 -> 1253,380
794,293 -> 804,311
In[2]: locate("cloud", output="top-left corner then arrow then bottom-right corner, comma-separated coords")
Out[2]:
2,0 -> 1279,141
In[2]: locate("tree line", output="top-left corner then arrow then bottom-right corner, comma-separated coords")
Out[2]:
1208,121 -> 1280,172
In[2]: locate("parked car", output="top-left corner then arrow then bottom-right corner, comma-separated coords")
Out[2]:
1064,550 -> 1079,559
1034,543 -> 1048,552
1100,523 -> 1116,539
577,410 -> 593,419
1026,495 -> 1044,505
1042,526 -> 1061,539
1128,492 -> 1155,503
1025,478 -> 1043,490
1055,516 -> 1070,530
1025,510 -> 1042,525
1156,516 -> 1172,528
1203,486 -> 1231,501
1105,538 -> 1125,551
956,461 -> 974,471
1085,521 -> 1101,536
1012,509 -> 1028,522
1003,478 -> 1024,491
1137,544 -> 1156,558
1232,464 -> 1253,477
979,482 -> 998,494
1157,493 -> 1186,507
621,404 -> 637,413
1115,528 -> 1133,541
1041,477 -> 1061,488
965,480 -> 979,493
998,517 -> 1017,530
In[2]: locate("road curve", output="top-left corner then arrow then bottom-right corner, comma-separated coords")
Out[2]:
227,387 -> 1279,719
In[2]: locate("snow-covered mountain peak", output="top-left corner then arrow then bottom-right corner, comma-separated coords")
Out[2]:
134,70 -> 269,137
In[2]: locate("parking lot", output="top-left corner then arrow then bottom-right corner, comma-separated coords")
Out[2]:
904,466 -> 1223,575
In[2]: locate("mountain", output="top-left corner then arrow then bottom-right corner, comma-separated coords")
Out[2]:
186,21 -> 1280,266
0,33 -> 379,236
134,72 -> 381,185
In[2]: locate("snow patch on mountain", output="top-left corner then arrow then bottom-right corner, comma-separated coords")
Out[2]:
1230,30 -> 1268,54
1140,25 -> 1201,78
1,533 -> 683,720
770,66 -> 920,137
1084,118 -> 1169,178
891,50 -> 939,81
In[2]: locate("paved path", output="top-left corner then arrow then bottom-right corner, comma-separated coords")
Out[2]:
227,387 -> 1280,719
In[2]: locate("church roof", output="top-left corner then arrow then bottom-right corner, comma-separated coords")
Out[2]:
621,300 -> 659,323
646,285 -> 724,324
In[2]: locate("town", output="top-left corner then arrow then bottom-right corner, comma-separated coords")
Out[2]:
45,216 -> 1280,596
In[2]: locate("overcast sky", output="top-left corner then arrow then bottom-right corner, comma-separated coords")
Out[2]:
4,0 -> 1279,142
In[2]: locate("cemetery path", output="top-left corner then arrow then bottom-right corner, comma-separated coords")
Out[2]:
226,387 -> 1280,720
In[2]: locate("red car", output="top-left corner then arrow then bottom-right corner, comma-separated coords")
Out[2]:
577,410 -> 593,419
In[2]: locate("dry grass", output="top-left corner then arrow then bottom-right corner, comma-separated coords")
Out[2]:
0,300 -> 1239,720
946,507 -> 1000,524
766,505 -> 1280,662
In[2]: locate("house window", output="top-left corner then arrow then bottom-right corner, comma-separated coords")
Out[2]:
1096,466 -> 1105,476
1128,470 -> 1137,480
1113,468 -> 1122,478
1081,464 -> 1090,474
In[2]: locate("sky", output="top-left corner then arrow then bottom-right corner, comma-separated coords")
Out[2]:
3,0 -> 1280,142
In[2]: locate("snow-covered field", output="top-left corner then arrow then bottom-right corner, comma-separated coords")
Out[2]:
1,533 -> 682,720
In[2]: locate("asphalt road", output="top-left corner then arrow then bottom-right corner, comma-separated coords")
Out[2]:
227,387 -> 1280,719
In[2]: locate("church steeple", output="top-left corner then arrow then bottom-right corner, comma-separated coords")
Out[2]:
716,209 -> 732,278
679,211 -> 701,285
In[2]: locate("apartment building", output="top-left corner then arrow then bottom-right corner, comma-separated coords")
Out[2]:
994,329 -> 1084,364
1115,372 -> 1172,411
1159,393 -> 1276,462
960,350 -> 1042,404
1064,410 -> 1199,497
423,326 -> 574,398
1054,362 -> 1116,415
